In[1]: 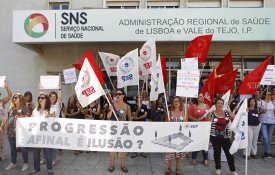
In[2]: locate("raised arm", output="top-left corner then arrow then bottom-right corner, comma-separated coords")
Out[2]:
1,81 -> 12,106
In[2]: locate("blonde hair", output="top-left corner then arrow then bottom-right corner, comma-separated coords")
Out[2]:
9,93 -> 26,110
170,96 -> 184,112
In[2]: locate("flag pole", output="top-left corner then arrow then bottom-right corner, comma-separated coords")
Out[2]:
159,54 -> 170,121
107,76 -> 115,90
245,146 -> 248,175
185,97 -> 188,121
104,84 -> 119,121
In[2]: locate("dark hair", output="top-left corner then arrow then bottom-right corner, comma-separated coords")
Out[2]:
67,96 -> 75,109
247,97 -> 257,109
157,95 -> 163,105
215,98 -> 224,105
116,88 -> 127,102
262,91 -> 271,100
24,91 -> 33,102
37,94 -> 51,111
49,91 -> 58,104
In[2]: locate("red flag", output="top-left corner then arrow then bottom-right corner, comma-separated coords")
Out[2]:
216,50 -> 233,75
160,56 -> 168,85
185,34 -> 213,63
201,69 -> 216,106
238,56 -> 272,95
215,69 -> 238,94
73,50 -> 106,85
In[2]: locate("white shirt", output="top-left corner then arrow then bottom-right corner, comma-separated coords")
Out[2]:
50,102 -> 61,118
32,108 -> 49,118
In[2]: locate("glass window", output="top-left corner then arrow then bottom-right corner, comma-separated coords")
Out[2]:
187,0 -> 221,8
229,0 -> 264,8
49,2 -> 70,10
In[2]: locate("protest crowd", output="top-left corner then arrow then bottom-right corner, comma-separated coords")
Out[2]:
0,35 -> 275,175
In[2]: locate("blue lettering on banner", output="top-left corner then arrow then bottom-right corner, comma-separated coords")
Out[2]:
241,132 -> 245,140
121,74 -> 133,82
190,125 -> 198,128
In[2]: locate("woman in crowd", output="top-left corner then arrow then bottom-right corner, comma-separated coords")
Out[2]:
206,98 -> 237,175
40,86 -> 62,166
99,95 -> 110,120
0,81 -> 12,161
153,95 -> 166,122
165,96 -> 187,175
29,93 -> 54,175
5,93 -> 30,172
271,87 -> 275,101
258,91 -> 275,158
24,91 -> 35,115
141,91 -> 151,120
107,89 -> 132,173
86,100 -> 101,120
188,93 -> 209,166
243,97 -> 261,159
131,96 -> 148,159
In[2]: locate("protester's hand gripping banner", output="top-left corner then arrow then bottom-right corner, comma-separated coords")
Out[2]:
16,118 -> 211,153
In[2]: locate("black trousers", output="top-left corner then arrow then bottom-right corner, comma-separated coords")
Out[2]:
210,136 -> 236,171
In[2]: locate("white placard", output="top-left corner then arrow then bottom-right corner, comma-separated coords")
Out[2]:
0,76 -> 6,88
181,58 -> 198,71
40,75 -> 60,89
63,68 -> 77,84
260,65 -> 275,85
176,70 -> 200,98
13,9 -> 275,43
16,117 -> 211,152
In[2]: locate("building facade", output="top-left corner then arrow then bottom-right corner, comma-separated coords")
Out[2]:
1,0 -> 275,101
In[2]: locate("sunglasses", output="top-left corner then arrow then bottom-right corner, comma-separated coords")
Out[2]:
116,93 -> 123,96
38,96 -> 46,100
13,96 -> 19,100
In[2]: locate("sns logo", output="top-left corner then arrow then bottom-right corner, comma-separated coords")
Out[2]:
24,13 -> 49,38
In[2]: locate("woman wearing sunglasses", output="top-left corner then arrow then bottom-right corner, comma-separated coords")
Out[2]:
0,80 -> 12,161
29,93 -> 54,175
106,89 -> 132,173
165,96 -> 188,175
5,93 -> 30,172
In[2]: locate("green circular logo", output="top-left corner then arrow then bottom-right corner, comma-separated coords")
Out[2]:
24,13 -> 49,38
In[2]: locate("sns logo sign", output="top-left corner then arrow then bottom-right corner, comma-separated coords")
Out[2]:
81,70 -> 96,97
24,13 -> 49,38
120,57 -> 134,82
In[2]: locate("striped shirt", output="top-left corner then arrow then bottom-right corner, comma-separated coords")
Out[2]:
210,110 -> 231,138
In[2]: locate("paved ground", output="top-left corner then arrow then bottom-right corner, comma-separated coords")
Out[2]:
0,144 -> 274,175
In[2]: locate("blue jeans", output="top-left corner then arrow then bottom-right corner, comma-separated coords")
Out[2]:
43,149 -> 57,161
7,136 -> 28,164
192,150 -> 208,161
33,148 -> 53,171
261,123 -> 275,153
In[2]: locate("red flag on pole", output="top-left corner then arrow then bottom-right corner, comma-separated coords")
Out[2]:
238,56 -> 272,95
215,69 -> 238,94
216,50 -> 233,75
201,69 -> 216,106
160,56 -> 168,85
73,50 -> 106,85
185,34 -> 213,63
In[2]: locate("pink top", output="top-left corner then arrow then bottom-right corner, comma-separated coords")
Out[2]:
188,104 -> 209,121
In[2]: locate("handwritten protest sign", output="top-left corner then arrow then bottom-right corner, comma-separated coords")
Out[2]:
40,75 -> 60,89
63,68 -> 77,84
176,70 -> 200,98
181,57 -> 198,71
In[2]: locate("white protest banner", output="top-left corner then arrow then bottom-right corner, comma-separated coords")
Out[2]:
139,39 -> 156,75
63,68 -> 77,84
75,59 -> 105,108
176,70 -> 200,98
181,58 -> 198,71
117,49 -> 139,88
150,58 -> 165,101
40,75 -> 60,89
99,52 -> 120,77
260,65 -> 275,85
16,117 -> 211,152
0,76 -> 6,88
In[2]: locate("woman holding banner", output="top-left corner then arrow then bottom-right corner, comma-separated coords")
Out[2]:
5,93 -> 30,172
188,93 -> 209,166
0,81 -> 12,161
30,93 -> 54,175
165,96 -> 187,175
259,91 -> 275,159
106,89 -> 132,173
206,98 -> 237,175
